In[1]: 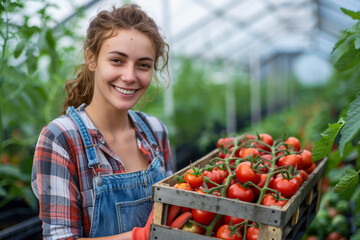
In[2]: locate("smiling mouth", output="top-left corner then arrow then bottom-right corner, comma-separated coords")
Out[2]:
114,86 -> 136,95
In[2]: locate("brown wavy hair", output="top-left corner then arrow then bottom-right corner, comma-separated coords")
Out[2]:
62,4 -> 170,114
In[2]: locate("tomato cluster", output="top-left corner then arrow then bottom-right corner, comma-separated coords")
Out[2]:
167,133 -> 316,239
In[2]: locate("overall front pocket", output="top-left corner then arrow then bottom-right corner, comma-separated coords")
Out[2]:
116,196 -> 153,233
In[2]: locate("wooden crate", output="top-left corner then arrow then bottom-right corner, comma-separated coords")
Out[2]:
150,149 -> 328,240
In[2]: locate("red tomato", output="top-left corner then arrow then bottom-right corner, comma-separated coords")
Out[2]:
306,236 -> 319,240
216,224 -> 242,240
235,161 -> 260,184
217,137 -> 236,149
227,182 -> 254,203
184,169 -> 204,189
273,176 -> 299,198
240,134 -> 255,144
253,174 -> 274,200
284,136 -> 301,152
278,154 -> 303,170
218,151 -> 226,159
256,133 -> 274,152
181,221 -> 204,234
326,231 -> 342,240
300,149 -> 313,169
195,187 -> 221,197
203,169 -> 223,188
246,226 -> 259,240
299,170 -> 308,181
261,194 -> 288,207
239,148 -> 260,159
214,167 -> 229,182
291,172 -> 304,186
192,208 -> 216,225
223,215 -> 245,226
180,206 -> 192,213
174,182 -> 192,191
305,162 -> 316,174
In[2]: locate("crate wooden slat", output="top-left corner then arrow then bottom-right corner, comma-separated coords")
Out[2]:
150,149 -> 328,240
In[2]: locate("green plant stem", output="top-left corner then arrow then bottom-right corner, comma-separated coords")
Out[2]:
0,0 -> 10,157
205,213 -> 222,236
0,0 -> 9,74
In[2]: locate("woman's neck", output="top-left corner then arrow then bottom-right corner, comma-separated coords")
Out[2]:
85,102 -> 131,135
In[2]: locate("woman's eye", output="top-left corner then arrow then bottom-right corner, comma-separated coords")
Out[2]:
138,63 -> 152,70
110,58 -> 123,64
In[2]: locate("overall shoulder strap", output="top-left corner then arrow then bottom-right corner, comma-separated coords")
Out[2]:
128,110 -> 158,149
66,106 -> 100,168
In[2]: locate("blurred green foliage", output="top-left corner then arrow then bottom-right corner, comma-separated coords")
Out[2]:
0,0 -> 84,209
0,1 -> 357,214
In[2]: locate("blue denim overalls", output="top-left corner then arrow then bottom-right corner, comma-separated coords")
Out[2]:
67,106 -> 165,237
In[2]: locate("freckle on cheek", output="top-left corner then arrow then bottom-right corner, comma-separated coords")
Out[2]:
131,38 -> 133,40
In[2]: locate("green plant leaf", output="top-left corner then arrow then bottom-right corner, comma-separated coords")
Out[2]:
0,186 -> 6,197
334,44 -> 360,71
355,38 -> 360,49
341,8 -> 360,20
355,212 -> 360,227
312,118 -> 345,161
0,165 -> 30,182
350,229 -> 360,240
14,40 -> 25,58
339,93 -> 360,156
333,168 -> 359,193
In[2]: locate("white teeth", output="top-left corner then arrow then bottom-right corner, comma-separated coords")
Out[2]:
114,86 -> 135,95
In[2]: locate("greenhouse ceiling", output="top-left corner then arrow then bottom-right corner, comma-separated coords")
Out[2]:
27,0 -> 360,65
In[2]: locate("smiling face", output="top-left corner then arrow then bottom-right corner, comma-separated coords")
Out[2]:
87,28 -> 156,112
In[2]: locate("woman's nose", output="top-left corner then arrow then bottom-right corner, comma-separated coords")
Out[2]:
121,65 -> 136,82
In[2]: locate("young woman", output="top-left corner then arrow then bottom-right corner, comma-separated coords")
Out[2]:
31,4 -> 172,240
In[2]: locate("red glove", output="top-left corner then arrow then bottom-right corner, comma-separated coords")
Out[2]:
131,207 -> 154,240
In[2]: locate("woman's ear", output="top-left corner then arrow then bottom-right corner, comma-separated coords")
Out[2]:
86,49 -> 97,71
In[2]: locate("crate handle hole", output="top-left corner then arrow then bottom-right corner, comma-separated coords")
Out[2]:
158,198 -> 162,201
157,187 -> 160,191
272,210 -> 275,213
274,220 -> 278,224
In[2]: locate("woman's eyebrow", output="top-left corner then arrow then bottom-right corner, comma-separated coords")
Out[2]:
108,51 -> 154,62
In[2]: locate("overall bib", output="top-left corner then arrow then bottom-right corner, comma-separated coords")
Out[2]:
67,107 -> 165,237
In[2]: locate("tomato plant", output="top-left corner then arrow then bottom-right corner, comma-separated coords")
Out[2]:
261,194 -> 287,207
239,148 -> 260,159
216,224 -> 242,240
227,182 -> 254,203
217,137 -> 236,149
174,182 -> 193,191
235,161 -> 260,184
256,133 -> 274,152
192,208 -> 216,225
253,173 -> 274,199
203,169 -> 223,188
222,215 -> 245,226
245,226 -> 259,240
181,221 -> 204,234
300,149 -> 313,170
278,154 -> 303,170
284,136 -> 301,152
184,168 -> 204,189
272,176 -> 299,198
